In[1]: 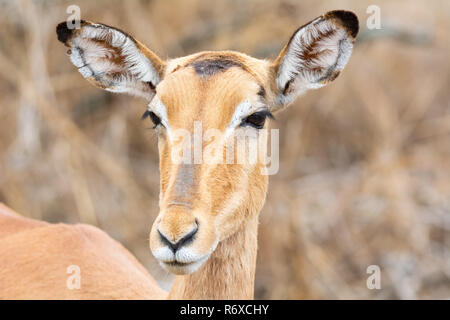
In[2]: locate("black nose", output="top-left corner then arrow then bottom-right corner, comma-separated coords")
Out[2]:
158,221 -> 198,252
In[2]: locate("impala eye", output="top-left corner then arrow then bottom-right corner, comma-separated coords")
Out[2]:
142,110 -> 162,128
241,111 -> 273,129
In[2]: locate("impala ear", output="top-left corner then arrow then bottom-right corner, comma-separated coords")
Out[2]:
56,20 -> 165,101
271,10 -> 358,111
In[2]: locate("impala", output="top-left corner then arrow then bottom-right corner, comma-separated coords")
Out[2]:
1,10 -> 358,299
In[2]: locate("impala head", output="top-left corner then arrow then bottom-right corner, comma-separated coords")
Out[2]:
57,10 -> 358,275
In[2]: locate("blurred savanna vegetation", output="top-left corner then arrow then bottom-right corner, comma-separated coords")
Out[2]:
0,0 -> 449,299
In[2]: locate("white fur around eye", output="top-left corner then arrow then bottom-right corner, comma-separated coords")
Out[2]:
226,99 -> 253,136
148,96 -> 171,137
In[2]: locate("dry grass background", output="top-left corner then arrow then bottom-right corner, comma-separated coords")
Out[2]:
0,0 -> 449,299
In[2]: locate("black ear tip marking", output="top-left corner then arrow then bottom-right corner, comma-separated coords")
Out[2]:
326,10 -> 359,39
56,21 -> 73,44
56,20 -> 86,44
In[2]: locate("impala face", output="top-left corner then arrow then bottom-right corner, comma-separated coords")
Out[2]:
146,59 -> 272,274
57,10 -> 359,274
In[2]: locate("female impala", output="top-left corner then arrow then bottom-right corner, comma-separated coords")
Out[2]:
1,10 -> 358,299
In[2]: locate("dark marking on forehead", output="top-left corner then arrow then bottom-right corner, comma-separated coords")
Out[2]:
188,58 -> 244,78
175,52 -> 266,92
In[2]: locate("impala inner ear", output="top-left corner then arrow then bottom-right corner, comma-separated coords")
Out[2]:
271,10 -> 359,110
56,20 -> 165,100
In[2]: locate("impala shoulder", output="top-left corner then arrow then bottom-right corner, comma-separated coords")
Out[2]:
0,204 -> 49,239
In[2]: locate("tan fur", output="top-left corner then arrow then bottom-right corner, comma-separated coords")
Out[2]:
0,203 -> 258,299
168,215 -> 259,299
0,10 -> 358,299
0,204 -> 165,299
149,63 -> 269,283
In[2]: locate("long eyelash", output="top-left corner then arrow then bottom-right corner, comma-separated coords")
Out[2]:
141,110 -> 150,120
142,110 -> 162,129
254,110 -> 275,120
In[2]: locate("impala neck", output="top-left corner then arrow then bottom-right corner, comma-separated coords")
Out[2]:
167,215 -> 259,300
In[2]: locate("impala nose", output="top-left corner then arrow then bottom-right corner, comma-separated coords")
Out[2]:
157,221 -> 198,252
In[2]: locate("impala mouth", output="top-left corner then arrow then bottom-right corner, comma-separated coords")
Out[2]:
159,255 -> 210,275
150,227 -> 219,275
164,261 -> 192,267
